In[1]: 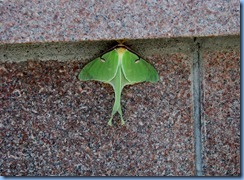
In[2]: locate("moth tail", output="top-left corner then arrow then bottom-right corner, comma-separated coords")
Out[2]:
118,106 -> 125,125
108,104 -> 117,126
108,104 -> 125,126
108,117 -> 113,126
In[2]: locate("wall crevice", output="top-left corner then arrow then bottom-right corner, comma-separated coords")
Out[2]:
192,39 -> 203,176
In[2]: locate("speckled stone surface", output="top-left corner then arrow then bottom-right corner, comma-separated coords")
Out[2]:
0,0 -> 240,44
201,41 -> 240,175
0,42 -> 195,175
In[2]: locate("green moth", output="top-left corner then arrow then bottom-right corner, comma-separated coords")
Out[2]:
79,44 -> 159,126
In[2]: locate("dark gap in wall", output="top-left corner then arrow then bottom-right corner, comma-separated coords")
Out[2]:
192,38 -> 203,176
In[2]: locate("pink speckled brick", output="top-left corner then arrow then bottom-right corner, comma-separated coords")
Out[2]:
0,0 -> 240,44
201,50 -> 240,176
0,35 -> 240,176
0,49 -> 195,176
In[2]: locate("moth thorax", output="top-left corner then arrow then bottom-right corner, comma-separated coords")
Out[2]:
117,47 -> 126,55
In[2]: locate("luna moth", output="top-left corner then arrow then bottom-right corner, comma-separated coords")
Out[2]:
79,44 -> 159,126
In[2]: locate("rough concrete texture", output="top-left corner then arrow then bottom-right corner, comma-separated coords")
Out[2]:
0,0 -> 240,44
200,37 -> 240,176
0,38 -> 195,176
0,38 -> 192,62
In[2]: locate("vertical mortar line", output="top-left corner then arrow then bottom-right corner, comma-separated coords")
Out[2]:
192,38 -> 203,176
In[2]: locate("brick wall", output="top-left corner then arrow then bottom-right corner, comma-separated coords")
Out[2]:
0,36 -> 240,176
0,0 -> 240,176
